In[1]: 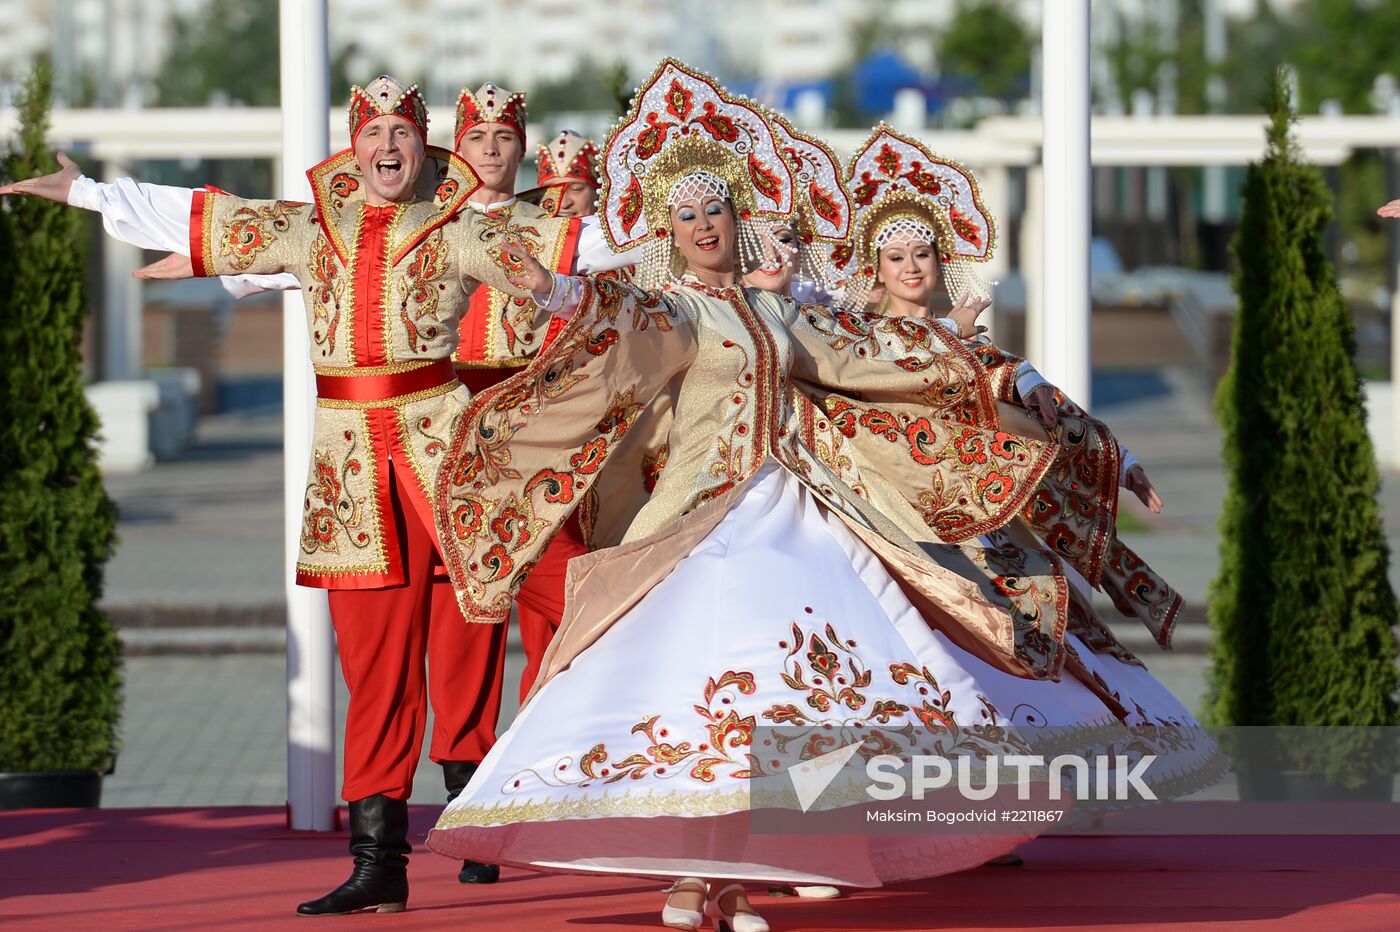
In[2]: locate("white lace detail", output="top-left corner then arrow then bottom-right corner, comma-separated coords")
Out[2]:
667,170 -> 731,206
873,217 -> 938,251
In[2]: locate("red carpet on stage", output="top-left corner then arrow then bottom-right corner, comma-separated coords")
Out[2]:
3,806 -> 1400,930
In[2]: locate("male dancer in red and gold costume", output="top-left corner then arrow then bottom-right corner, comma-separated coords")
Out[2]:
444,90 -> 608,723
0,75 -> 585,915
519,128 -> 601,219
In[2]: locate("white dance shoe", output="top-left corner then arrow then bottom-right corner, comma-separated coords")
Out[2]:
661,877 -> 708,931
706,883 -> 770,932
768,883 -> 843,898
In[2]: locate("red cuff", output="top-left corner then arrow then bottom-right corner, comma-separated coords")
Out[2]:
188,189 -> 210,277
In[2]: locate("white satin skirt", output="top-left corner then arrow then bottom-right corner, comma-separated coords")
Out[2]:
428,462 -> 1221,886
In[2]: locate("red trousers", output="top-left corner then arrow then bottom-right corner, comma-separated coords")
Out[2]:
327,461 -> 583,801
514,515 -> 586,702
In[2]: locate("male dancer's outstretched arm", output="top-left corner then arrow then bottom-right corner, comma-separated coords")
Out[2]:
0,151 -> 299,298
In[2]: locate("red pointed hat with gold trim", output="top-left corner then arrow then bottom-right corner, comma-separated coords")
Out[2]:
454,82 -> 527,152
597,58 -> 796,254
536,129 -> 600,188
348,75 -> 428,145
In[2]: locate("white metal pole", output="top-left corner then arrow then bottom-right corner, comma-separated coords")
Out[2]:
1202,0 -> 1228,223
100,159 -> 142,382
1040,0 -> 1093,408
279,0 -> 336,832
1022,163 -> 1045,367
979,163 -> 1010,340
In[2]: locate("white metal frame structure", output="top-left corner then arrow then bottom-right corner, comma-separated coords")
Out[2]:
1039,0 -> 1093,407
277,0 -> 335,832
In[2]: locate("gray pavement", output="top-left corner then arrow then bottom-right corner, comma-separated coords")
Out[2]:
103,652 -> 526,807
94,367 -> 1400,807
101,649 -> 1205,808
102,407 -> 284,612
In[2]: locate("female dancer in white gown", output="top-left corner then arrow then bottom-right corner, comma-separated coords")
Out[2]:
427,62 -> 1223,931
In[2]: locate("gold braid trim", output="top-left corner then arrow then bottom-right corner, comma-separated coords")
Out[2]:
199,197 -> 217,276
296,558 -> 391,577
454,356 -> 540,369
314,359 -> 442,377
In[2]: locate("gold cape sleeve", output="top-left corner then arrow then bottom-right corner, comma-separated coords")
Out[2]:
189,190 -> 313,279
433,278 -> 699,620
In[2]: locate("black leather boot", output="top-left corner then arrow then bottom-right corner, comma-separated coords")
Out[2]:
296,795 -> 410,915
441,760 -> 501,885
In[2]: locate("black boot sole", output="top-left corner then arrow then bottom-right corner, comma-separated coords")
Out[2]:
296,901 -> 406,916
458,863 -> 500,884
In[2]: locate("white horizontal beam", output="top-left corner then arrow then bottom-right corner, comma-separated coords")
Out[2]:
828,113 -> 1400,167
1,108 -> 1393,169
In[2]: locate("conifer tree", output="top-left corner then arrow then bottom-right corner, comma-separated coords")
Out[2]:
0,60 -> 121,773
1207,69 -> 1398,784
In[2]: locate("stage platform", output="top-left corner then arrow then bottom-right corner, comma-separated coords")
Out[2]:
3,807 -> 1399,930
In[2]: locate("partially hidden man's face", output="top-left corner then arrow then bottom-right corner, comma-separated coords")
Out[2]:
877,241 -> 939,307
556,180 -> 597,218
741,222 -> 798,295
669,196 -> 736,277
353,115 -> 425,205
458,123 -> 524,192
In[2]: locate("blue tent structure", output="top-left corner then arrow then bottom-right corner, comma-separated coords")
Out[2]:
852,49 -> 931,114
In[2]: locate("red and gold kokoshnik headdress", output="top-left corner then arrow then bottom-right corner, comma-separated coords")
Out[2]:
836,124 -> 997,310
598,58 -> 797,287
348,75 -> 428,145
766,109 -> 852,288
454,82 -> 527,152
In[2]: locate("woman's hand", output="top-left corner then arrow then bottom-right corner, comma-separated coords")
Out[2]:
947,291 -> 991,339
1378,199 -> 1400,219
0,150 -> 82,203
1024,383 -> 1059,429
502,239 -> 553,295
134,252 -> 195,280
1124,463 -> 1163,513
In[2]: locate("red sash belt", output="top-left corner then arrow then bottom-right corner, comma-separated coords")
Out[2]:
315,358 -> 459,407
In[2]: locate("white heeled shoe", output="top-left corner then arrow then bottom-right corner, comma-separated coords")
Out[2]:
661,877 -> 708,931
706,883 -> 769,932
768,883 -> 842,898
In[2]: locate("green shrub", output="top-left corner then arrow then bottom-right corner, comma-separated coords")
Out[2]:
0,60 -> 121,773
1206,69 -> 1398,787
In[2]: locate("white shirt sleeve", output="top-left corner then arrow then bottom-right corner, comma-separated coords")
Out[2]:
67,175 -> 301,298
1013,360 -> 1048,399
571,215 -> 642,274
532,273 -> 586,319
1119,448 -> 1140,485
68,175 -> 200,252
